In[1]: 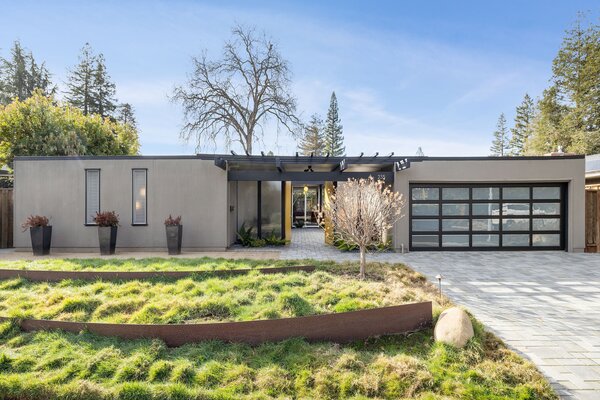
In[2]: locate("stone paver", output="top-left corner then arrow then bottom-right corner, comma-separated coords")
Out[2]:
278,229 -> 600,399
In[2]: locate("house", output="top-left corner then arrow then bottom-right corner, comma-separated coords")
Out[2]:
13,153 -> 585,252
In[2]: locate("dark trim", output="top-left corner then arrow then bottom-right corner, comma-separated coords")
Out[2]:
409,182 -> 567,251
84,169 -> 100,225
280,181 -> 286,240
131,168 -> 148,226
214,158 -> 227,170
228,171 -> 395,182
257,181 -> 262,238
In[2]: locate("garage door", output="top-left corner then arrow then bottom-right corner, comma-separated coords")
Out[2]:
409,183 -> 566,250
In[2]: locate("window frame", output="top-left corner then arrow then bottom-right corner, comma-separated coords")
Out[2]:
409,182 -> 566,251
131,168 -> 148,226
84,169 -> 101,226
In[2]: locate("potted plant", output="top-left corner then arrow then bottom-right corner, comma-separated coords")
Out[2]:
294,218 -> 305,228
21,215 -> 51,256
164,215 -> 182,255
94,211 -> 119,255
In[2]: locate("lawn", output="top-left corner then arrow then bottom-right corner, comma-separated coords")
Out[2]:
0,258 -> 557,400
0,263 -> 432,324
0,257 -> 308,272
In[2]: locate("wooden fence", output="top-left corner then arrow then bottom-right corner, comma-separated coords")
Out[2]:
585,189 -> 600,252
0,189 -> 12,248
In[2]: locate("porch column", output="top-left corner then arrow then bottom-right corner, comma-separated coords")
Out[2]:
323,181 -> 334,245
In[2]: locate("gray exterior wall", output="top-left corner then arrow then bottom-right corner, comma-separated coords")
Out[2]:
14,158 -> 228,251
393,158 -> 586,252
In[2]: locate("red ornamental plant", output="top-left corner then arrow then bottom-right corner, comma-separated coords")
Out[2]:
93,211 -> 120,227
21,215 -> 50,231
164,215 -> 182,225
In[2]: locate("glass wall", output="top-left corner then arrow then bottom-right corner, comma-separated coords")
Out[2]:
261,181 -> 282,236
237,181 -> 258,233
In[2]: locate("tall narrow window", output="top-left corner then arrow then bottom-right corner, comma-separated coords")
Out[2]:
132,169 -> 147,225
85,169 -> 100,224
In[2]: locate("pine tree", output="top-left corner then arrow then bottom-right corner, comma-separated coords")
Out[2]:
490,113 -> 510,156
65,44 -> 117,118
298,114 -> 324,155
0,41 -> 54,105
323,92 -> 345,156
91,53 -> 116,118
117,103 -> 137,130
65,43 -> 96,115
509,94 -> 535,155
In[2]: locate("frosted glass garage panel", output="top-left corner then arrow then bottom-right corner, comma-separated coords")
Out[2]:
472,234 -> 499,247
412,219 -> 438,232
261,181 -> 282,236
532,234 -> 560,247
412,235 -> 439,247
442,188 -> 469,200
442,235 -> 469,247
412,204 -> 438,216
472,187 -> 499,200
533,187 -> 560,199
237,181 -> 258,233
472,203 -> 500,216
502,187 -> 530,200
411,187 -> 439,200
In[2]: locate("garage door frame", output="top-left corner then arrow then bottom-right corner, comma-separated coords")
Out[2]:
409,182 -> 567,251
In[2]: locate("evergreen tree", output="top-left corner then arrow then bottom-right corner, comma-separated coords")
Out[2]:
117,103 -> 137,130
323,92 -> 345,156
490,113 -> 510,156
298,114 -> 324,155
526,14 -> 600,154
65,43 -> 96,115
0,41 -> 54,105
509,94 -> 535,155
91,53 -> 116,118
65,44 -> 117,118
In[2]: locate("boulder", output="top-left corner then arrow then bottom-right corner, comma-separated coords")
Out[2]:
434,307 -> 474,348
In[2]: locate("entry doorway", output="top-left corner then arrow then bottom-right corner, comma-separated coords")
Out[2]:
292,184 -> 323,227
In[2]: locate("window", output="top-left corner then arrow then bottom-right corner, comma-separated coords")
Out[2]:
85,169 -> 100,224
132,169 -> 147,225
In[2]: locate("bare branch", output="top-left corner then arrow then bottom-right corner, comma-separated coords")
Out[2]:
172,25 -> 301,154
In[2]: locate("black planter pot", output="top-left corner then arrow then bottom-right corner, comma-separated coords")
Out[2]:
30,226 -> 52,256
98,226 -> 118,255
166,225 -> 183,255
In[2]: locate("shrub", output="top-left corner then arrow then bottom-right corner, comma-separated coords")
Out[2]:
263,230 -> 287,246
164,215 -> 182,226
21,215 -> 50,231
170,361 -> 196,384
93,211 -> 119,227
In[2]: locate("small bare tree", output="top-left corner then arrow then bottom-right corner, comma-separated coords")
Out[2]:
172,25 -> 301,154
324,177 -> 405,279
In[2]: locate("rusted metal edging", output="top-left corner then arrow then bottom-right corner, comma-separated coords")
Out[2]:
0,265 -> 316,282
0,302 -> 432,346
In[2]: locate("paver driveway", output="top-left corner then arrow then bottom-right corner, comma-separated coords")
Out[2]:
278,231 -> 600,399
400,252 -> 600,400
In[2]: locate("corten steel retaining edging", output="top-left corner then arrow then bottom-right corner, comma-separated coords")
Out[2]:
0,265 -> 316,282
0,302 -> 432,347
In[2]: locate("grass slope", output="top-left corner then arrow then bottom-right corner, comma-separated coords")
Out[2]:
0,264 -> 432,324
0,257 -> 309,272
0,258 -> 557,399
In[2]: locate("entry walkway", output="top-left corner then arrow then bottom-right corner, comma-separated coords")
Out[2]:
280,231 -> 600,399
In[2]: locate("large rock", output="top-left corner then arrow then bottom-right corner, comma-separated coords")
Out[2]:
434,307 -> 474,348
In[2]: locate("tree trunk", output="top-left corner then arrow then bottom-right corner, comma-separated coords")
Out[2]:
359,246 -> 366,279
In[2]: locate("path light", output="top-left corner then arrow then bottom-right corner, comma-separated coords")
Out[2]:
435,274 -> 443,299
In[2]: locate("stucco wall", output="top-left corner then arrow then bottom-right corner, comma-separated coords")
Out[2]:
14,158 -> 228,251
393,158 -> 585,252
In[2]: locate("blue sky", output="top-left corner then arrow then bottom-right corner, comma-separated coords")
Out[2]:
1,1 -> 598,156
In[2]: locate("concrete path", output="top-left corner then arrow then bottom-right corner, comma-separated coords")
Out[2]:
278,229 -> 600,400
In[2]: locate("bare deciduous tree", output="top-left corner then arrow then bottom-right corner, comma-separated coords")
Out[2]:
324,177 -> 405,279
173,25 -> 301,154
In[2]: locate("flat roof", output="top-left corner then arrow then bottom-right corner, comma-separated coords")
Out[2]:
14,154 -> 585,162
